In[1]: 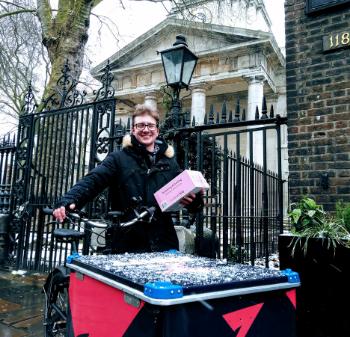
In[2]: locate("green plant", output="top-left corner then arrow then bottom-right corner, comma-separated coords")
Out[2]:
288,197 -> 326,233
335,201 -> 350,234
287,197 -> 350,255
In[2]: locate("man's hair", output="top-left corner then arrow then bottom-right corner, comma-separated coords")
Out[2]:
132,104 -> 160,125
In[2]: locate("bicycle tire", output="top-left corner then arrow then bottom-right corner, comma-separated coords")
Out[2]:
43,270 -> 69,337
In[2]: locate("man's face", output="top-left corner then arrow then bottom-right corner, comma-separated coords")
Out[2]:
132,114 -> 159,150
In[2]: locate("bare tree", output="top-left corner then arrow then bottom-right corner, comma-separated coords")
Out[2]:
0,0 -> 49,133
0,0 -> 256,113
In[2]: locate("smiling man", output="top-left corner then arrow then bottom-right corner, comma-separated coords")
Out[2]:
53,104 -> 203,253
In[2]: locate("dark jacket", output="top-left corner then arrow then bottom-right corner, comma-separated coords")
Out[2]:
59,134 -> 182,253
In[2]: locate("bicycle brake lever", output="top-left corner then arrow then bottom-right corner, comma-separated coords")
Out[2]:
138,206 -> 156,222
69,213 -> 81,221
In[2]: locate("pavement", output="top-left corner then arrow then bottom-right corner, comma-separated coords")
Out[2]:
0,268 -> 47,337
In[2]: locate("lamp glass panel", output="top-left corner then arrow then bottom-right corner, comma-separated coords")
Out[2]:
182,52 -> 197,86
162,49 -> 183,85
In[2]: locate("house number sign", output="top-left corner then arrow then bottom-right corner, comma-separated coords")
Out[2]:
323,30 -> 350,52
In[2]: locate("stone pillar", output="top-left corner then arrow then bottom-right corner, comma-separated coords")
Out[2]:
191,85 -> 209,126
115,105 -> 133,126
244,75 -> 265,164
144,93 -> 158,110
246,75 -> 265,120
266,93 -> 279,172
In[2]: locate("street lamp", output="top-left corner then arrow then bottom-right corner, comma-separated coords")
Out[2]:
160,35 -> 198,127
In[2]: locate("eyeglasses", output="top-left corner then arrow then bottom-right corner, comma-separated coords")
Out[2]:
134,123 -> 158,131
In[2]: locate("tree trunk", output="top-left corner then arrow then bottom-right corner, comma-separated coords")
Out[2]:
37,0 -> 93,104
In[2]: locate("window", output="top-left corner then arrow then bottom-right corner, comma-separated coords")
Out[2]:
305,0 -> 350,14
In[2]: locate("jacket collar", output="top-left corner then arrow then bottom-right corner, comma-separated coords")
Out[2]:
122,134 -> 174,158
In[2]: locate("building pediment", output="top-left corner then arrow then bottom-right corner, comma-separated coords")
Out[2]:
92,17 -> 274,77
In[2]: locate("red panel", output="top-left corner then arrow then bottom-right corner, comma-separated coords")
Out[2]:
223,303 -> 263,337
69,272 -> 144,337
286,289 -> 297,309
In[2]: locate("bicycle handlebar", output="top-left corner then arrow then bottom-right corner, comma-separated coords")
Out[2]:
120,206 -> 156,227
42,206 -> 156,228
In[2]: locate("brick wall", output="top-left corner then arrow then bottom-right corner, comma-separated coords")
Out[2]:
285,0 -> 350,211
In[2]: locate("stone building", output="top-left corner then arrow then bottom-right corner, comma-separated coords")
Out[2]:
285,0 -> 350,211
92,0 -> 287,175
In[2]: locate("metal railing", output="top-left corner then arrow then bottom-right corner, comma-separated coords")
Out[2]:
4,61 -> 287,271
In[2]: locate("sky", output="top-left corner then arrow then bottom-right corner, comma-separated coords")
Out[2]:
0,0 -> 285,136
87,0 -> 286,67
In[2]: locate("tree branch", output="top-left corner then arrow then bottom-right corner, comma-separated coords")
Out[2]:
0,1 -> 30,10
92,0 -> 103,8
0,9 -> 36,20
36,0 -> 53,40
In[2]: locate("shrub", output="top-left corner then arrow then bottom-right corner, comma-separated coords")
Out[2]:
335,201 -> 350,234
288,197 -> 326,233
287,197 -> 350,255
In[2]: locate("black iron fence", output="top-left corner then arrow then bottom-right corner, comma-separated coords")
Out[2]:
9,62 -> 118,270
3,61 -> 287,271
0,133 -> 16,213
164,101 -> 286,267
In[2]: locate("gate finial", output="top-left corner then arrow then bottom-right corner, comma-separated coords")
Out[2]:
260,96 -> 268,119
255,106 -> 259,120
93,59 -> 115,101
21,83 -> 37,115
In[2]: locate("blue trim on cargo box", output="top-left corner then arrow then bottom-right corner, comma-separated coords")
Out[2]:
144,281 -> 183,299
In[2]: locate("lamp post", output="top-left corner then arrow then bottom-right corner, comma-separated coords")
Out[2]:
160,35 -> 198,128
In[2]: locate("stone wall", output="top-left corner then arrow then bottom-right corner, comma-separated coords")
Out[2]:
285,0 -> 350,210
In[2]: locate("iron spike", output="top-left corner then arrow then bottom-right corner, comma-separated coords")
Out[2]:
221,101 -> 227,123
261,96 -> 268,119
255,106 -> 259,120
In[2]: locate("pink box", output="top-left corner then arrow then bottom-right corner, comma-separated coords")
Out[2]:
154,170 -> 209,212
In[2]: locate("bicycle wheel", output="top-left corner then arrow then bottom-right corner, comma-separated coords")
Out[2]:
43,270 -> 69,337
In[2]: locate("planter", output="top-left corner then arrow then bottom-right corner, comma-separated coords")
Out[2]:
279,234 -> 350,337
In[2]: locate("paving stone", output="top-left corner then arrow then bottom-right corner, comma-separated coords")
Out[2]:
0,299 -> 22,314
2,306 -> 43,325
0,279 -> 27,289
0,270 -> 46,337
0,321 -> 28,337
13,314 -> 42,329
0,285 -> 44,307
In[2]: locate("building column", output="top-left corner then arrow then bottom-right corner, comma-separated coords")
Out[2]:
266,93 -> 279,171
191,85 -> 209,126
144,92 -> 158,110
246,75 -> 265,119
115,105 -> 133,126
244,75 -> 265,164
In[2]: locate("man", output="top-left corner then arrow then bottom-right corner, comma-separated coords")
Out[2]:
53,104 -> 202,253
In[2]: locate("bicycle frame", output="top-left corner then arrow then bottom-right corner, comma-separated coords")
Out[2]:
42,206 -> 155,337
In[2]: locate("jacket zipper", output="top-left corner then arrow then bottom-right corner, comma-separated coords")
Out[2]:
145,167 -> 151,204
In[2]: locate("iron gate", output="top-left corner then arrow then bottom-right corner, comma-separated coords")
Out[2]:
164,100 -> 286,267
6,62 -> 287,271
0,133 -> 16,213
10,62 -> 119,271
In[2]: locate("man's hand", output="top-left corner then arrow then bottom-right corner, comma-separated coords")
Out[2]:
53,204 -> 76,223
179,189 -> 205,208
179,193 -> 197,206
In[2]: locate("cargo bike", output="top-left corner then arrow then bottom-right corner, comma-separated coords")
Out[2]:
43,207 -> 300,337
